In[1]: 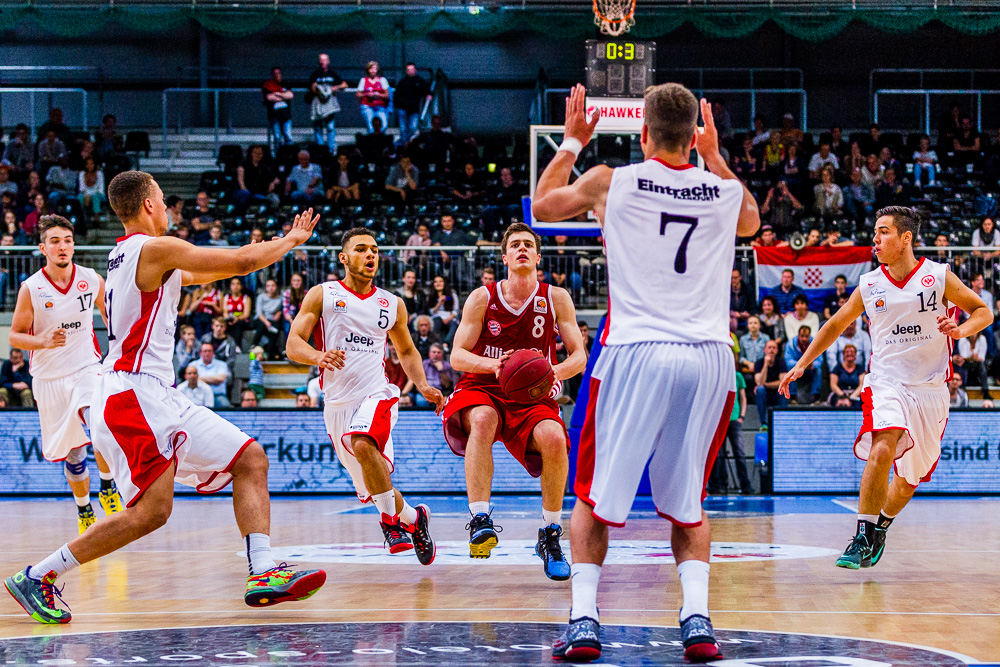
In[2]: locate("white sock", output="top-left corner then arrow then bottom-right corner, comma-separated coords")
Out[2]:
858,513 -> 879,524
99,470 -> 114,481
542,507 -> 562,527
569,563 -> 601,621
398,497 -> 419,526
372,490 -> 396,519
74,494 -> 91,508
245,533 -> 277,576
469,501 -> 490,516
677,559 -> 710,622
31,544 -> 80,580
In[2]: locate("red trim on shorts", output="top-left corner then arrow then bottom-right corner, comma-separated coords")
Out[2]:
340,397 -> 398,453
338,280 -> 376,300
656,510 -> 702,528
78,407 -> 88,427
312,316 -> 326,391
701,391 -> 736,503
651,157 -> 695,171
92,332 -> 102,359
41,265 -> 76,295
880,257 -> 925,290
104,389 -> 173,508
442,389 -> 503,457
573,378 -> 601,502
195,438 -> 255,494
574,494 -> 626,527
114,287 -> 162,373
854,387 -> 915,461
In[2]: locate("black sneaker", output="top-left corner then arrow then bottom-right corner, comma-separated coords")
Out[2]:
408,504 -> 436,566
835,533 -> 872,569
680,614 -> 724,662
380,517 -> 413,555
869,527 -> 888,567
467,511 -> 502,559
536,524 -> 570,581
552,616 -> 601,662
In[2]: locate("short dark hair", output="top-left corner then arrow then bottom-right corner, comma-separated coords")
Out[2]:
870,123 -> 880,130
341,227 -> 376,250
782,268 -> 794,277
644,83 -> 698,152
876,206 -> 921,244
405,61 -> 416,68
501,222 -> 543,254
482,267 -> 495,276
798,325 -> 812,335
793,294 -> 809,306
166,195 -> 181,208
37,215 -> 74,242
835,274 -> 847,282
108,170 -> 157,222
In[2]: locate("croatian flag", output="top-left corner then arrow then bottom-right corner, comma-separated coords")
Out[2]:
755,246 -> 874,313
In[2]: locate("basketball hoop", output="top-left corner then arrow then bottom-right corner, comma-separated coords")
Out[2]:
593,0 -> 635,36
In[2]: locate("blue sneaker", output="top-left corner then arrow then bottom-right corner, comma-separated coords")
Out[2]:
536,524 -> 570,581
467,511 -> 501,559
552,616 -> 601,662
680,614 -> 723,662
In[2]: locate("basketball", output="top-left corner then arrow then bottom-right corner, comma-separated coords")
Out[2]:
498,349 -> 554,403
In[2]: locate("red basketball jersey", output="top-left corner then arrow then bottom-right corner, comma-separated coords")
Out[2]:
455,280 -> 560,394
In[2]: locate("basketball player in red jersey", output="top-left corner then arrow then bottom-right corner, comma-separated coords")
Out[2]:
443,222 -> 587,580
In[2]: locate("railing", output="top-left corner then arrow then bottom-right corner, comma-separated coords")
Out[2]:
0,88 -> 88,137
873,88 -> 1000,136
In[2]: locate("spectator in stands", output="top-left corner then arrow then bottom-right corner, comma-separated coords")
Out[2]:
0,233 -> 21,308
427,275 -> 460,347
77,158 -> 106,217
179,365 -> 215,408
189,191 -> 217,239
821,228 -> 854,247
45,159 -> 75,205
379,341 -> 413,407
240,390 -> 258,408
326,153 -> 361,203
223,277 -> 253,347
823,274 -> 850,320
829,126 -> 849,160
860,123 -> 885,156
912,135 -> 938,188
36,130 -> 66,177
356,116 -> 395,163
402,222 -> 434,272
395,269 -> 424,328
173,324 -> 199,380
779,112 -> 803,147
39,108 -> 71,146
421,342 -> 458,401
828,344 -> 865,408
18,170 -> 44,208
732,135 -> 758,180
294,393 -> 310,408
544,235 -> 584,298
813,165 -> 844,221
949,374 -> 968,408
783,293 -> 819,341
939,103 -> 962,147
708,356 -> 751,495
481,267 -> 496,287
384,154 -> 419,203
411,114 -> 453,170
750,225 -> 787,248
861,153 -> 884,189
754,339 -> 787,421
842,140 -> 865,175
262,67 -> 294,148
286,150 -> 324,203
969,273 -> 995,356
953,117 -> 982,169
201,316 -> 240,363
4,210 -> 25,245
94,114 -> 121,163
739,315 -> 770,374
413,314 -> 440,359
0,348 -> 33,407
206,224 -> 229,247
282,273 -> 305,336
808,142 -> 840,180
875,167 -> 909,209
770,269 -> 805,314
958,331 -> 993,407
309,53 -> 349,147
165,195 -> 184,232
843,167 -> 875,224
730,269 -> 754,332
394,62 -> 431,145
452,162 -> 482,204
778,143 -> 803,193
235,145 -> 280,211
971,217 -> 1000,276
3,125 -> 34,174
182,281 -> 222,339
0,166 -> 18,198
482,167 -> 523,238
762,132 -> 784,174
23,193 -> 49,240
748,115 -> 768,147
356,61 -> 391,134
879,146 -> 902,177
759,179 -> 802,233
432,214 -> 474,289
826,319 -> 871,372
803,228 -> 822,248
191,342 -> 230,407
785,325 -> 823,404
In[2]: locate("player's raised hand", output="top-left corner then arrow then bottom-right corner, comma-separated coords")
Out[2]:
285,208 -> 320,246
777,364 -> 804,399
493,350 -> 514,379
694,98 -> 721,161
564,84 -> 600,148
937,314 -> 962,339
316,349 -> 346,371
40,325 -> 67,349
419,385 -> 446,415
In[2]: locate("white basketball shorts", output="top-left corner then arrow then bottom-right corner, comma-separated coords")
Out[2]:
323,383 -> 400,503
91,371 -> 254,507
855,374 -> 950,487
34,364 -> 102,462
575,341 -> 735,527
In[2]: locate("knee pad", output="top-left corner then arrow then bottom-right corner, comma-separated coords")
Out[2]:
64,448 -> 89,482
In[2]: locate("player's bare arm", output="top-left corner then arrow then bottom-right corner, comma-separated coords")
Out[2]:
532,83 -> 612,224
550,286 -> 587,382
387,298 -> 444,414
779,289 -> 866,398
8,284 -> 65,350
96,274 -> 108,328
286,285 -> 345,371
449,288 -> 512,375
695,98 -> 760,238
135,209 -> 319,291
939,270 -> 993,339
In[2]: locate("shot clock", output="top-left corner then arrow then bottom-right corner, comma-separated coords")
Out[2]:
585,39 -> 656,98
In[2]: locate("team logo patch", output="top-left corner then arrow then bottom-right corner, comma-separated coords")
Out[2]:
77,280 -> 89,292
921,274 -> 936,288
533,296 -> 548,313
874,297 -> 887,313
488,320 -> 502,336
43,301 -> 54,310
377,297 -> 389,308
333,298 -> 347,313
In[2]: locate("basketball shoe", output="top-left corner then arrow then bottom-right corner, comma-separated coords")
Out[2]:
98,485 -> 124,515
467,511 -> 502,558
405,504 -> 436,566
77,505 -> 96,534
869,527 -> 888,567
552,617 -> 601,662
244,564 -> 326,607
680,614 -> 724,662
835,533 -> 872,569
4,568 -> 71,624
536,524 -> 570,580
380,516 -> 414,554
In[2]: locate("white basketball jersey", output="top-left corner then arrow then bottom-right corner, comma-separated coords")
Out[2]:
23,265 -> 102,380
601,159 -> 744,346
103,234 -> 182,385
860,257 -> 953,386
316,281 -> 398,406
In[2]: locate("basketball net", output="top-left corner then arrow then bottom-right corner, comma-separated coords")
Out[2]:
593,0 -> 635,36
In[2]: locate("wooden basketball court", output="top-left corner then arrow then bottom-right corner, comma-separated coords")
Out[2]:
1,495 -> 997,664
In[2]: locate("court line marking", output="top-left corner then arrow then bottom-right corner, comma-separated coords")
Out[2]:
0,619 -> 980,663
831,499 -> 859,513
1,608 -> 998,617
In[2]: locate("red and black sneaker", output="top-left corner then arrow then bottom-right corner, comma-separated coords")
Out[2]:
380,515 -> 414,554
405,504 -> 436,566
680,614 -> 724,662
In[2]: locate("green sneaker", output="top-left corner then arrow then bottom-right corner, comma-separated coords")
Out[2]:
835,533 -> 872,570
869,527 -> 888,567
244,564 -> 326,607
4,568 -> 72,624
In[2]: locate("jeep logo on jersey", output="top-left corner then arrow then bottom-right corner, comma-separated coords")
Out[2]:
488,320 -> 502,336
60,321 -> 82,330
891,324 -> 922,336
533,296 -> 547,313
377,297 -> 389,308
77,280 -> 88,292
921,274 -> 936,288
345,332 -> 374,346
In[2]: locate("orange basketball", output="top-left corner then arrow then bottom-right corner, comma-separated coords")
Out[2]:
498,349 -> 554,403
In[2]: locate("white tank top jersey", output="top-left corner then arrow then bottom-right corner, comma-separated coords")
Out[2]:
315,280 -> 398,406
102,234 -> 182,385
860,257 -> 954,386
23,264 -> 102,380
600,158 -> 745,347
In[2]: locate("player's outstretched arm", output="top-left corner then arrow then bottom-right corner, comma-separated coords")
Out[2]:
778,289 -> 865,399
387,299 -> 444,414
286,285 -> 345,371
550,287 -> 587,382
450,287 -> 506,375
135,209 -> 320,291
695,98 -> 760,238
940,270 -> 994,339
8,284 -> 65,351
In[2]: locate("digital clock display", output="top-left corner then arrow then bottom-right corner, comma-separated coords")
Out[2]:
585,40 -> 655,98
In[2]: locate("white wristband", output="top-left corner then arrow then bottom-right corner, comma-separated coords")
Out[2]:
558,137 -> 583,158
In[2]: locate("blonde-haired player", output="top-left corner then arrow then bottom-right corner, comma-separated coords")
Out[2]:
780,206 -> 992,569
7,215 -> 124,533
